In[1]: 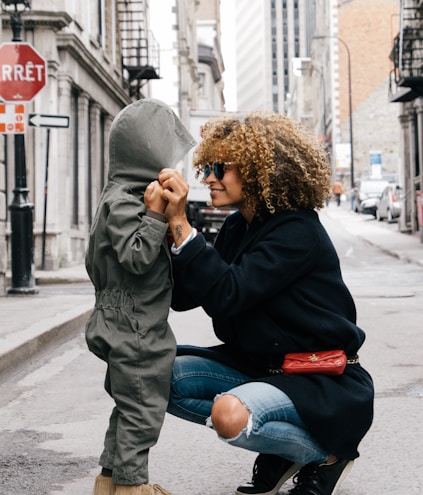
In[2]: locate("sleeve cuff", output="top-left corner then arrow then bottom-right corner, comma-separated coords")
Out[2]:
145,210 -> 167,223
171,228 -> 198,255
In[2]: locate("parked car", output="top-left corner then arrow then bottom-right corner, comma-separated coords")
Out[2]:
358,196 -> 380,217
354,179 -> 390,215
376,184 -> 403,222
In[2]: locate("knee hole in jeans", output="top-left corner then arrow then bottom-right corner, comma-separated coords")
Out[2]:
210,393 -> 251,439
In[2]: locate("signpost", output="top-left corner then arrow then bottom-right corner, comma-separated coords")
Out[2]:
28,113 -> 70,269
0,41 -> 47,293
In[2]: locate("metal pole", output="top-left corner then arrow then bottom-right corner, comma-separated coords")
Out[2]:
7,2 -> 38,294
41,128 -> 50,270
312,35 -> 355,205
337,37 -> 355,191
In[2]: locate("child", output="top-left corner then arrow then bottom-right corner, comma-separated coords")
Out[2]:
85,99 -> 195,495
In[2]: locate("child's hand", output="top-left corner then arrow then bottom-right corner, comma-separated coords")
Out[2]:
158,169 -> 189,219
144,180 -> 167,213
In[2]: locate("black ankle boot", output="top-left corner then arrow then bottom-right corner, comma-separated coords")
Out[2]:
236,453 -> 302,495
288,459 -> 354,495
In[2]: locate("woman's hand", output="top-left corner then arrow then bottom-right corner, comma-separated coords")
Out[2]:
159,168 -> 193,247
158,169 -> 189,217
144,180 -> 167,213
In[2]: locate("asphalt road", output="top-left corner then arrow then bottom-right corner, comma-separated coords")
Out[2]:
0,208 -> 422,494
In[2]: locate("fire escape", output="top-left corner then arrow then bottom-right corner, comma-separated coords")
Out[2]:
389,0 -> 423,102
117,0 -> 160,99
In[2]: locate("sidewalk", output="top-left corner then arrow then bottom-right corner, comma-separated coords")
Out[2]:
0,265 -> 93,378
324,206 -> 423,266
0,207 -> 422,379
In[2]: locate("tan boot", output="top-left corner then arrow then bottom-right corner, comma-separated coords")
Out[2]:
115,484 -> 172,495
93,474 -> 116,495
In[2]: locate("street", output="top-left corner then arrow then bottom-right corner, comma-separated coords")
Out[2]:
0,207 -> 422,494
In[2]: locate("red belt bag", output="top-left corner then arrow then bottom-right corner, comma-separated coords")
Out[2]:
281,350 -> 348,376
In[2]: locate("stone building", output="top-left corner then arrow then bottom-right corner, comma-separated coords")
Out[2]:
310,0 -> 400,190
233,0 -> 316,114
0,0 -> 224,295
389,0 -> 423,236
230,0 -> 401,194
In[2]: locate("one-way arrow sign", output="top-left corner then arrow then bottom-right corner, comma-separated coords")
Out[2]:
28,113 -> 70,128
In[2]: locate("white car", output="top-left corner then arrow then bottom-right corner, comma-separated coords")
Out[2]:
354,179 -> 390,214
376,184 -> 403,222
359,196 -> 380,217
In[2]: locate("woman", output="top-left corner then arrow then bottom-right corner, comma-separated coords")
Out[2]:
158,113 -> 374,495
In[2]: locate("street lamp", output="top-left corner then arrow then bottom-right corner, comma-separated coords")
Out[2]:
2,0 -> 38,294
313,35 -> 355,191
3,0 -> 30,40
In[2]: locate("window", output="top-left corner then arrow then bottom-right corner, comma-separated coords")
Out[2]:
97,0 -> 105,46
414,112 -> 420,176
88,102 -> 93,226
100,112 -> 106,190
198,73 -> 206,97
71,90 -> 79,227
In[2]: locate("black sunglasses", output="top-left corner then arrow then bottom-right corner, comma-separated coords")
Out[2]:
203,162 -> 236,180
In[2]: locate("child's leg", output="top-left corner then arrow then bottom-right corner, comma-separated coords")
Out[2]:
99,404 -> 118,472
105,322 -> 176,486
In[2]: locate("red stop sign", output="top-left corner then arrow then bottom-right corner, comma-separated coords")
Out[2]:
0,42 -> 47,102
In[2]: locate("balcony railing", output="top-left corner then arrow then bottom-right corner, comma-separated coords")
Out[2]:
389,1 -> 423,101
117,0 -> 160,98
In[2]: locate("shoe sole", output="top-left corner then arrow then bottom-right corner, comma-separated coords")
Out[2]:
331,460 -> 354,495
235,462 -> 303,495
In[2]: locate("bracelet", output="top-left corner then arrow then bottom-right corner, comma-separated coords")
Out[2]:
171,228 -> 198,255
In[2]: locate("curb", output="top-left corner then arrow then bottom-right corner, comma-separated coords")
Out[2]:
0,305 -> 92,381
322,208 -> 423,267
357,235 -> 423,267
35,277 -> 90,285
34,266 -> 90,285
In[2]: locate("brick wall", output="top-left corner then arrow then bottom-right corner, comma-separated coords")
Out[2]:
338,0 -> 398,120
338,0 -> 400,178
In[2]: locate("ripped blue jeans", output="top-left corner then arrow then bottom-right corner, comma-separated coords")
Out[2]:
167,355 -> 329,465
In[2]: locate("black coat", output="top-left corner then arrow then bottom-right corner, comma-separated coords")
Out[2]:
171,209 -> 374,460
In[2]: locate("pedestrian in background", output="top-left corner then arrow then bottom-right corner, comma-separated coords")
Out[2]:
85,99 -> 194,495
332,181 -> 344,207
159,112 -> 374,495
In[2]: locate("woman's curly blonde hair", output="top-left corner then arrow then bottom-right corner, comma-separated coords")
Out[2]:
193,112 -> 331,217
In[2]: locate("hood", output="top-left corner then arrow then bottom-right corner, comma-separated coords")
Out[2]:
108,98 -> 195,190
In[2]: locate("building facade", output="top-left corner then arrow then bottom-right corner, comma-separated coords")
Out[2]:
1,0 -> 131,295
308,0 -> 400,190
234,0 -> 315,114
196,0 -> 225,111
231,0 -> 401,197
0,0 -> 224,295
336,0 -> 400,185
389,0 -> 423,236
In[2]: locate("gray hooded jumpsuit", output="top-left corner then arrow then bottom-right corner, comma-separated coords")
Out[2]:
85,99 -> 195,485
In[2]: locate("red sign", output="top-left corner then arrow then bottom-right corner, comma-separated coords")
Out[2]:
0,42 -> 47,102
